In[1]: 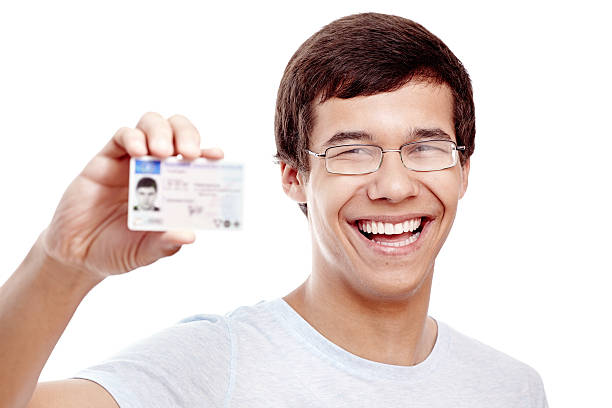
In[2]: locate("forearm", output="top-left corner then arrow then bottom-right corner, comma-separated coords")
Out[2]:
0,233 -> 103,408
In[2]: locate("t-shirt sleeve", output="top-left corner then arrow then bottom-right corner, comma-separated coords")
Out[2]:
527,366 -> 549,408
72,314 -> 231,408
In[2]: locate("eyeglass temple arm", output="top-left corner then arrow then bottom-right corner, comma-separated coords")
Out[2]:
306,149 -> 325,158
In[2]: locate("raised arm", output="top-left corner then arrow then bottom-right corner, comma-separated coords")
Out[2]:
0,113 -> 222,407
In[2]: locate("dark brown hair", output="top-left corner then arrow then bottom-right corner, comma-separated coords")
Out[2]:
136,177 -> 157,191
275,12 -> 475,215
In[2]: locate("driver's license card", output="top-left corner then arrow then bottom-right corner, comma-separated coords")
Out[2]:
127,156 -> 243,231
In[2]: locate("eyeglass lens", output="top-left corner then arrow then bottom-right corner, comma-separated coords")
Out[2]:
325,140 -> 457,174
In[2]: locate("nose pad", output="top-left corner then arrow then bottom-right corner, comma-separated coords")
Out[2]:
367,151 -> 419,203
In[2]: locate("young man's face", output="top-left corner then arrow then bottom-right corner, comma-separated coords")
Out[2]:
291,80 -> 469,301
136,186 -> 157,210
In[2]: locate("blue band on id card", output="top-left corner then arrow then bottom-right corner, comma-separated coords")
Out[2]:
128,156 -> 243,231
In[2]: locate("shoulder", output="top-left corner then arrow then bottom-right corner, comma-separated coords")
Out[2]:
220,299 -> 291,349
177,301 -> 279,345
443,322 -> 535,373
98,313 -> 233,363
173,312 -> 231,344
440,321 -> 547,404
74,313 -> 233,407
224,299 -> 277,320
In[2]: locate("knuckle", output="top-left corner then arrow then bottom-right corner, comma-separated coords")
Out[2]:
137,111 -> 165,127
168,113 -> 189,123
114,126 -> 131,139
118,127 -> 139,141
169,114 -> 198,132
143,123 -> 172,141
115,126 -> 131,134
142,111 -> 163,120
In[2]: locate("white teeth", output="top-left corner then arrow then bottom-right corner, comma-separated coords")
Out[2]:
373,231 -> 420,247
384,223 -> 393,235
358,218 -> 422,235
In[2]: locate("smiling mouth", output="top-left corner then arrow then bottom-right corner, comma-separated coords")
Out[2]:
355,217 -> 426,248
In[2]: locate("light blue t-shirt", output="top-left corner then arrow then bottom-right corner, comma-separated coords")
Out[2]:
75,299 -> 548,407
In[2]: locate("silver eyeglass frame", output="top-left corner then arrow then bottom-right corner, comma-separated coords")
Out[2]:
305,139 -> 466,175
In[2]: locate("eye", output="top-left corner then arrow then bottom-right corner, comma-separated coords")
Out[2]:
327,146 -> 377,160
340,147 -> 369,155
414,144 -> 434,152
405,141 -> 448,156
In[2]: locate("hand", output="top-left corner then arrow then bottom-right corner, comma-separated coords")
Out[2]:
39,112 -> 223,281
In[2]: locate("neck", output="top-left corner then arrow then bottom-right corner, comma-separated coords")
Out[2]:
283,264 -> 437,367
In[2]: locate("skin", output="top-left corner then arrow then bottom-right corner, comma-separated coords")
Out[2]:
282,80 -> 470,366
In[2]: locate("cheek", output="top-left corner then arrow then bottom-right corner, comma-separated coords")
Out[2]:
307,172 -> 365,247
308,172 -> 363,219
421,171 -> 462,214
306,173 -> 366,264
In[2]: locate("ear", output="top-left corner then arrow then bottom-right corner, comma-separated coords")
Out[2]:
458,158 -> 470,199
280,161 -> 307,203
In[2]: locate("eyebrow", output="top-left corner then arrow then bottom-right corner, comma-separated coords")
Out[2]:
323,131 -> 373,147
322,127 -> 452,147
411,128 -> 453,141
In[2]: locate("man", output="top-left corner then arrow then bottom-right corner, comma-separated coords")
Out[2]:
0,12 -> 548,407
133,177 -> 160,211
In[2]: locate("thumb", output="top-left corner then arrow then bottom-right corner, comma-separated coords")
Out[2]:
138,230 -> 196,265
158,230 -> 196,252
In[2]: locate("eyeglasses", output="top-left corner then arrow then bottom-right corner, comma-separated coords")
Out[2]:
306,139 -> 466,175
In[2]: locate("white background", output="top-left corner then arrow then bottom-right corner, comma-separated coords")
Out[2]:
1,0 -> 610,406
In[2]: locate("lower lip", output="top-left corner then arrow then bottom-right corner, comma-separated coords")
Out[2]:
350,220 -> 429,256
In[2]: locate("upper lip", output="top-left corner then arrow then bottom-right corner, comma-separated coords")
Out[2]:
347,214 -> 432,224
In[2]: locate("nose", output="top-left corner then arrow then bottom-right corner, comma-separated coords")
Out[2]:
367,150 -> 420,203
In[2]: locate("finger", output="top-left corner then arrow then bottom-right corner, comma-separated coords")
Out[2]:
100,127 -> 147,159
151,230 -> 196,258
200,147 -> 224,160
168,114 -> 201,160
136,230 -> 196,266
136,112 -> 174,158
158,230 -> 196,249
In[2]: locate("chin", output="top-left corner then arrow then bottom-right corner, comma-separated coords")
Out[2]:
346,265 -> 433,303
